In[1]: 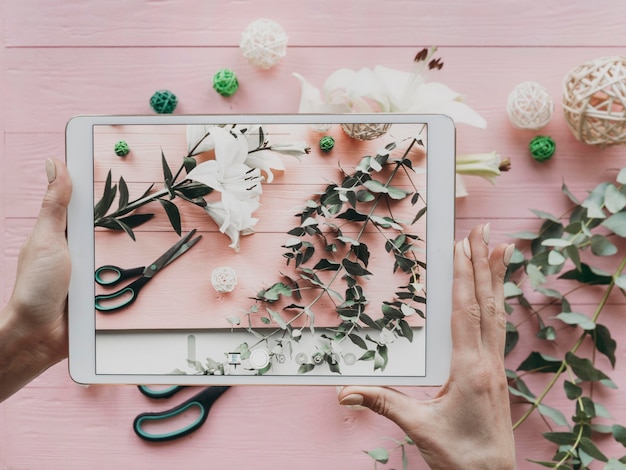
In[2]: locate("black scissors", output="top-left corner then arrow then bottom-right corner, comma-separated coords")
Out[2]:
95,229 -> 202,312
133,385 -> 230,442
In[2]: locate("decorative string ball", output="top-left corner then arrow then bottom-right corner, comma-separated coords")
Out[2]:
150,90 -> 178,114
529,135 -> 556,162
213,68 -> 239,97
239,19 -> 288,70
211,267 -> 237,293
114,140 -> 130,157
506,81 -> 554,130
563,56 -> 626,146
319,135 -> 335,152
341,122 -> 391,141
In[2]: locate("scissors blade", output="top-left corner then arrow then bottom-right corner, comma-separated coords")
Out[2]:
143,229 -> 201,278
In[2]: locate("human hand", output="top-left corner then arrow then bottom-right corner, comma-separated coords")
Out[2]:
337,224 -> 516,469
0,158 -> 72,401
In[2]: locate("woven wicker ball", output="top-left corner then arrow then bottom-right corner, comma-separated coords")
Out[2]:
563,56 -> 626,146
506,81 -> 554,130
240,19 -> 288,70
341,122 -> 391,141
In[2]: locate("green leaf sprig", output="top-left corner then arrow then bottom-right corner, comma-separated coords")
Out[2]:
505,169 -> 626,467
233,137 -> 428,375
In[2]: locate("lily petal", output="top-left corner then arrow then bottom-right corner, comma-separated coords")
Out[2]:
187,125 -> 216,155
186,160 -> 224,191
245,150 -> 286,183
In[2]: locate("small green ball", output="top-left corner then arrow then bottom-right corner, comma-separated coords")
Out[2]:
150,90 -> 178,114
114,140 -> 130,157
319,135 -> 335,153
213,69 -> 239,97
529,135 -> 555,162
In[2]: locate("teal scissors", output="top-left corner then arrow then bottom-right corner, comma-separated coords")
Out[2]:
133,385 -> 230,442
95,229 -> 202,312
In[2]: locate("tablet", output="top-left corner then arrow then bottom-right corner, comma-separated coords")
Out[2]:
66,114 -> 455,386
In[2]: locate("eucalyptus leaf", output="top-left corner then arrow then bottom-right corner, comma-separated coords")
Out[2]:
517,351 -> 562,373
612,424 -> 626,446
602,212 -> 626,236
579,437 -> 608,462
559,263 -> 612,285
543,431 -> 577,446
526,263 -> 546,289
342,259 -> 372,277
297,363 -> 315,374
564,380 -> 583,400
566,352 -> 612,383
562,181 -> 581,204
617,168 -> 626,184
548,250 -> 566,266
591,234 -> 618,256
509,231 -> 539,240
604,184 -> 626,213
411,206 -> 427,224
588,324 -> 617,368
615,274 -> 626,291
266,308 -> 287,329
531,209 -> 561,223
365,447 -> 389,464
538,403 -> 568,427
555,312 -> 596,330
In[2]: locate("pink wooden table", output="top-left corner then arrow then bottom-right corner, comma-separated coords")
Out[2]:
2,1 -> 626,468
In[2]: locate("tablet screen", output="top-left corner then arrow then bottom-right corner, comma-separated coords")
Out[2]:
68,114 -> 454,385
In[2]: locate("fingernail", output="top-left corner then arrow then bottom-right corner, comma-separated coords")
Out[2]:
462,237 -> 472,260
46,158 -> 57,184
503,244 -> 515,266
482,223 -> 490,245
339,394 -> 364,406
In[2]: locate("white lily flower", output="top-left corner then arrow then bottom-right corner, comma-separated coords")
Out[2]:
203,196 -> 259,251
293,56 -> 486,128
455,151 -> 510,184
186,124 -> 290,183
186,127 -> 263,251
268,142 -> 311,158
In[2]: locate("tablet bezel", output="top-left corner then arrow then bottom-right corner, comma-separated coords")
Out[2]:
66,113 -> 455,386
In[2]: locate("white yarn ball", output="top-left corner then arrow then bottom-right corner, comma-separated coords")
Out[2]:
506,81 -> 554,130
211,267 -> 237,293
240,19 -> 288,70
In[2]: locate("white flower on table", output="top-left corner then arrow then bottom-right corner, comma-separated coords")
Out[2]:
293,48 -> 486,129
186,126 -> 263,251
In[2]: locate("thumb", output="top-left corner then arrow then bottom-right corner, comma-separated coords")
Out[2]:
338,386 -> 427,433
38,158 -> 72,234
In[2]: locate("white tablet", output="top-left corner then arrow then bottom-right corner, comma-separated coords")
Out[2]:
66,114 -> 455,386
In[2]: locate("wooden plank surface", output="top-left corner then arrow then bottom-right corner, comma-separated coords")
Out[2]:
3,0 -> 626,468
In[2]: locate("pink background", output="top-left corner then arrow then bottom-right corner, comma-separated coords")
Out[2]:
2,1 -> 626,468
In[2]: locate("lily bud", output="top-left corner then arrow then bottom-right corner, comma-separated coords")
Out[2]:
455,151 -> 509,184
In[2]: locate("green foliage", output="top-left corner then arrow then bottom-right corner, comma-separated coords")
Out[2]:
505,173 -> 626,467
94,149 -> 212,239
241,137 -> 427,375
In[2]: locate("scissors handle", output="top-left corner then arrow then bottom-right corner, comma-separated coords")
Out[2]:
133,386 -> 229,442
95,265 -> 145,286
138,385 -> 187,399
95,276 -> 151,312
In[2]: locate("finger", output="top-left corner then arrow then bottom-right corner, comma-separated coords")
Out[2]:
484,242 -> 514,355
450,237 -> 481,353
36,158 -> 72,235
467,225 -> 499,349
338,386 -> 428,437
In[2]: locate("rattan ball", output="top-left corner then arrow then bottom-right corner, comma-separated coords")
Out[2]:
341,122 -> 391,141
213,69 -> 239,97
240,19 -> 288,70
150,90 -> 178,114
563,56 -> 626,146
529,136 -> 556,162
319,135 -> 335,152
506,81 -> 554,130
114,140 -> 130,157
